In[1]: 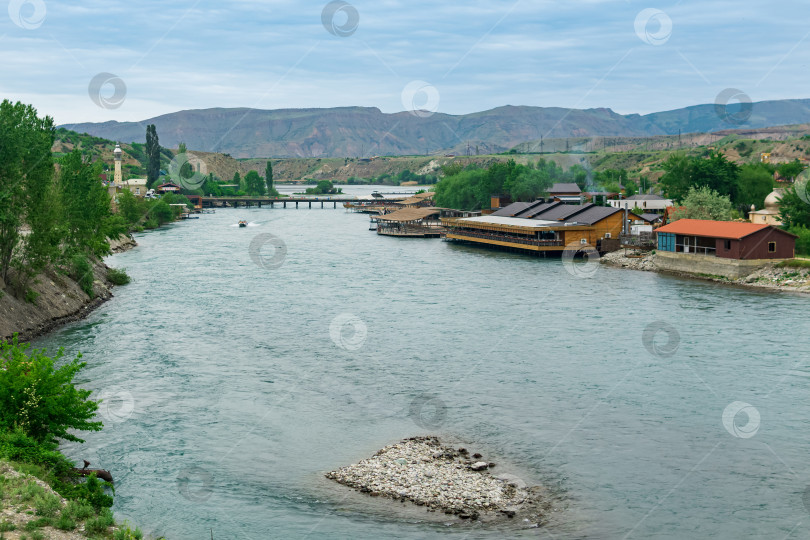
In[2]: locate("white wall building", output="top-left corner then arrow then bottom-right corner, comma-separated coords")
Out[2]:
609,194 -> 673,213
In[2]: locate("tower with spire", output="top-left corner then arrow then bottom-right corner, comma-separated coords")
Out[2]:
113,143 -> 123,186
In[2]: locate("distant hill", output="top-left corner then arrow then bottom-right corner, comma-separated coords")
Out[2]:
61,99 -> 810,159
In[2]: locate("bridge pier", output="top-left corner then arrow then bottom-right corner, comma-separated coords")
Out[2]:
283,202 -> 287,208
296,202 -> 299,208
309,201 -> 312,208
334,202 -> 337,208
321,202 -> 324,208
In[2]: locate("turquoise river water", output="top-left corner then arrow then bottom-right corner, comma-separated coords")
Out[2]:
33,186 -> 810,539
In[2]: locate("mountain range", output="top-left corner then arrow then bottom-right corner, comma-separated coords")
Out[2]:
61,99 -> 810,159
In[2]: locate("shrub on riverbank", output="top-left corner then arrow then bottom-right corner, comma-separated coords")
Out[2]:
777,258 -> 810,269
106,267 -> 131,286
71,253 -> 95,298
0,335 -> 145,536
0,336 -> 102,444
785,225 -> 810,256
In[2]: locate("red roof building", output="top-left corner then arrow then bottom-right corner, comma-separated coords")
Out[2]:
656,219 -> 796,260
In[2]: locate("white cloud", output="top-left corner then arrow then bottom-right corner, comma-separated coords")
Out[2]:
1,0 -> 809,124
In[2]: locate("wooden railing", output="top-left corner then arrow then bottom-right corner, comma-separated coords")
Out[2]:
445,230 -> 563,247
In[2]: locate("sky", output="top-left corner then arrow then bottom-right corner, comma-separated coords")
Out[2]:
2,0 -> 810,125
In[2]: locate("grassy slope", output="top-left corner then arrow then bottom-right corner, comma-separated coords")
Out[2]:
55,123 -> 810,185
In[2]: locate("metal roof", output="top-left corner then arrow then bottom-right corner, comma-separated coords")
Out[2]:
456,216 -> 563,229
656,219 -> 773,239
548,183 -> 582,194
491,201 -> 535,216
376,207 -> 442,222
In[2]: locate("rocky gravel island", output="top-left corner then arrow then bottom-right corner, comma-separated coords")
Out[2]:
326,436 -> 550,526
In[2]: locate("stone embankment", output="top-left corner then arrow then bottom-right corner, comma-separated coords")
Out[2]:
326,436 -> 550,526
600,250 -> 810,293
0,235 -> 137,342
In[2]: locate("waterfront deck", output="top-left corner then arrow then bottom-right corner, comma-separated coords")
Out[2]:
444,232 -> 565,251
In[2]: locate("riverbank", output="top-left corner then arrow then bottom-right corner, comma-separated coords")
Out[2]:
0,235 -> 137,343
0,460 -> 143,539
600,249 -> 810,293
326,436 -> 551,526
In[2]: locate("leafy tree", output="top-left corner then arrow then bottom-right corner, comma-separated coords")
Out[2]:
244,170 -> 266,196
305,180 -> 340,195
778,184 -> 810,228
233,171 -> 241,190
0,336 -> 102,443
149,200 -> 174,225
659,154 -> 693,202
265,161 -> 274,192
736,163 -> 774,213
441,162 -> 464,177
787,225 -> 810,256
569,164 -> 589,190
777,159 -> 805,182
0,100 -> 57,285
595,168 -> 628,192
695,151 -> 739,199
58,150 -> 115,257
638,175 -> 652,194
145,125 -> 161,189
624,178 -> 638,197
203,173 -> 223,197
671,186 -> 734,221
661,151 -> 740,202
433,169 -> 484,210
177,142 -> 192,179
117,189 -> 145,226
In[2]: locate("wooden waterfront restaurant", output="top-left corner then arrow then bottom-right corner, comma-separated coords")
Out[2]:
376,207 -> 444,237
442,200 -> 639,254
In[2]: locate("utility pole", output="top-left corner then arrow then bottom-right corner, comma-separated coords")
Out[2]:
540,135 -> 544,154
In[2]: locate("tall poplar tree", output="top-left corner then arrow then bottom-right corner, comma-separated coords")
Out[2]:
146,124 -> 161,188
0,100 -> 57,285
265,160 -> 274,193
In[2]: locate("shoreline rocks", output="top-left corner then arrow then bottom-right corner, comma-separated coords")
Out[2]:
326,436 -> 549,525
600,250 -> 810,294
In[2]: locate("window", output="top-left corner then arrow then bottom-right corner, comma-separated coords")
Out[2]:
724,240 -> 731,250
769,242 -> 776,253
580,238 -> 587,245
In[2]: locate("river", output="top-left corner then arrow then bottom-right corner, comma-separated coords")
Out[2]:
33,186 -> 810,539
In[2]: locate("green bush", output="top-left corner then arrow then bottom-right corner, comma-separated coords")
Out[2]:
24,288 -> 39,305
0,337 -> 101,444
34,492 -> 61,517
62,499 -> 95,521
106,267 -> 131,286
70,253 -> 94,298
54,513 -> 76,531
24,517 -> 51,531
787,226 -> 810,256
114,524 -> 144,540
85,507 -> 115,534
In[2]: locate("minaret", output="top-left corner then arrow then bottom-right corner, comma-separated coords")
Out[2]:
113,144 -> 123,186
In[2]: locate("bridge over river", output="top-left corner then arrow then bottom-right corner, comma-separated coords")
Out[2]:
200,195 -> 409,209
